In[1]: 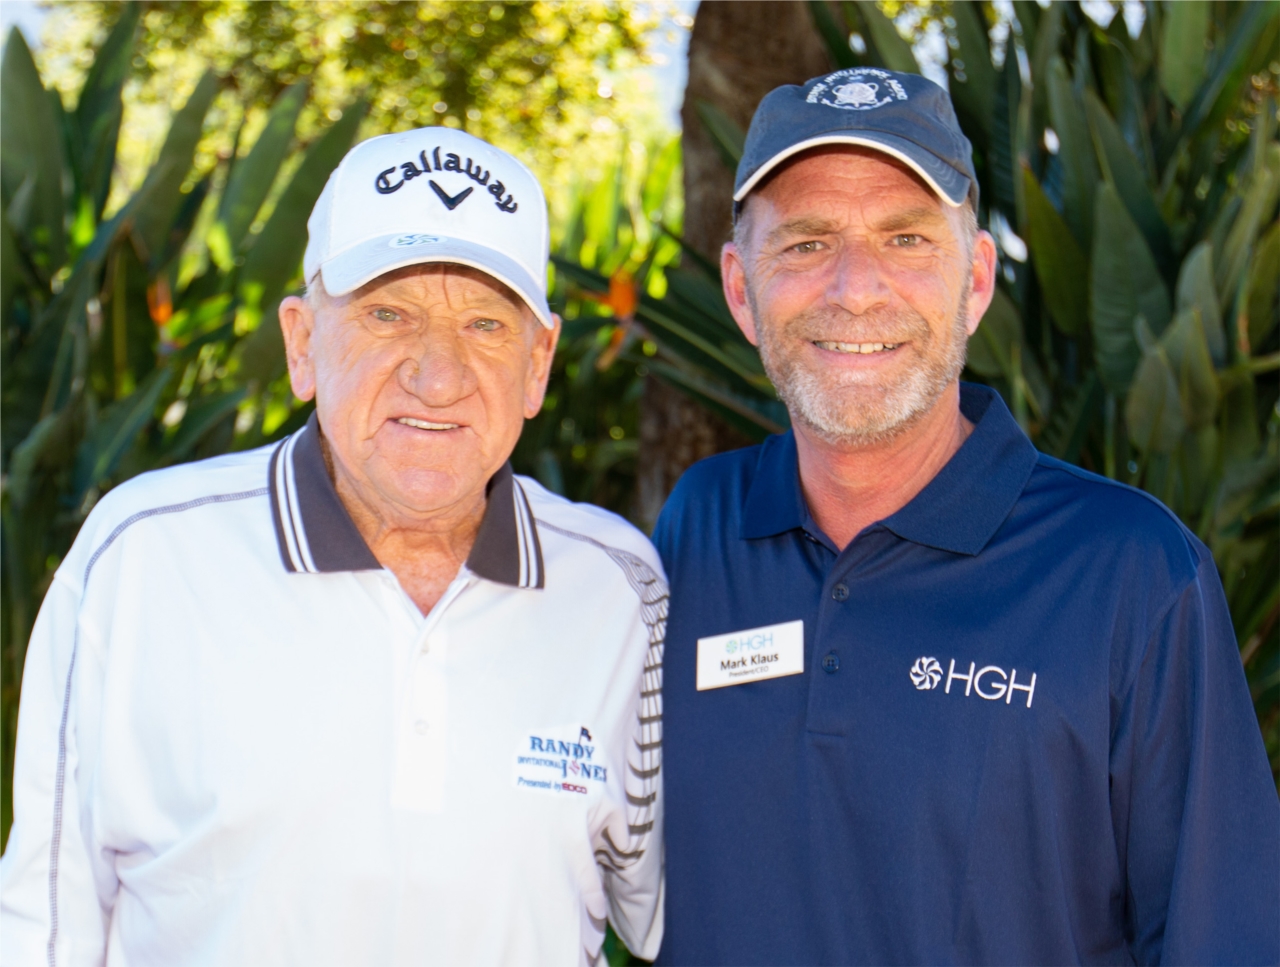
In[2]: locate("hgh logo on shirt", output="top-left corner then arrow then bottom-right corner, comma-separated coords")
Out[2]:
910,656 -> 1037,708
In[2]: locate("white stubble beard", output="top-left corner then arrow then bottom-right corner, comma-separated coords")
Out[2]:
751,278 -> 971,447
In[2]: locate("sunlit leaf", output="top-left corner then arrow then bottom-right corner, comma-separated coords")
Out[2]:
1046,57 -> 1098,246
807,0 -> 858,70
1126,337 -> 1185,454
1159,0 -> 1209,111
1091,182 -> 1171,392
850,1 -> 918,74
241,99 -> 368,308
1245,220 -> 1280,354
133,72 -> 220,268
1161,308 -> 1220,429
1084,89 -> 1172,275
1,27 -> 67,274
947,0 -> 995,142
1217,142 -> 1280,303
1175,242 -> 1226,365
72,4 -> 138,221
216,81 -> 309,253
1023,166 -> 1088,337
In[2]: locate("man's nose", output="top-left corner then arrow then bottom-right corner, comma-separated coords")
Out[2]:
399,330 -> 476,405
826,242 -> 892,317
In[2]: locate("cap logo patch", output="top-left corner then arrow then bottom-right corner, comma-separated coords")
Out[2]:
373,148 -> 519,213
807,68 -> 907,111
389,234 -> 443,247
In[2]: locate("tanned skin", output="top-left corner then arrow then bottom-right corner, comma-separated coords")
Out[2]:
722,147 -> 998,550
279,264 -> 560,614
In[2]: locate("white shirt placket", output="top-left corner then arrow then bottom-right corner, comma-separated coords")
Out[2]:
389,571 -> 474,813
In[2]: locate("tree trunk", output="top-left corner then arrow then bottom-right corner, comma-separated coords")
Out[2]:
636,1 -> 831,531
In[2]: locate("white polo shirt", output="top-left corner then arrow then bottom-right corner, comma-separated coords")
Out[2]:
1,415 -> 665,967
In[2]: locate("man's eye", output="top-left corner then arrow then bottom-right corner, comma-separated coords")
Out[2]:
891,234 -> 923,247
471,318 -> 502,332
372,308 -> 400,322
790,241 -> 823,254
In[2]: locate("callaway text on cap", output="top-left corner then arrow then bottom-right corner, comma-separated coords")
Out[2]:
304,127 -> 554,328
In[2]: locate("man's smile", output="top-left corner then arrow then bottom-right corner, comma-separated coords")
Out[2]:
395,416 -> 462,431
813,340 -> 903,355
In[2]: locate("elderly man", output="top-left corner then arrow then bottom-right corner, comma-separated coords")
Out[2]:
2,129 -> 665,966
653,68 -> 1278,965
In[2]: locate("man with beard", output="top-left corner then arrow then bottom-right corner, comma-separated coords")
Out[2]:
652,68 -> 1278,966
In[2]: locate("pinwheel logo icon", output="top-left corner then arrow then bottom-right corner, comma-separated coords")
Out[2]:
910,657 -> 943,690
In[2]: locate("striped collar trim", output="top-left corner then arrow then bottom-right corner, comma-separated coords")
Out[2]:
267,413 -> 544,589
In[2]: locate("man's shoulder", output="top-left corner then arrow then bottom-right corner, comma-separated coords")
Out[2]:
518,474 -> 664,582
1021,451 -> 1209,581
677,442 -> 764,490
66,445 -> 275,582
88,445 -> 273,522
664,443 -> 765,518
652,442 -> 766,556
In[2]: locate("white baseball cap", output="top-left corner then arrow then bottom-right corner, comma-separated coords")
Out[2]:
304,127 -> 553,328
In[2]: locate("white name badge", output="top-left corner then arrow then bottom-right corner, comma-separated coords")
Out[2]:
697,620 -> 805,690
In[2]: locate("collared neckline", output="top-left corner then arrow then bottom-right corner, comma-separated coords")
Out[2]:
268,413 -> 544,587
740,383 -> 1039,556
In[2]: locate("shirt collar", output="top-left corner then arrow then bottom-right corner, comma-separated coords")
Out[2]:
268,413 -> 544,588
740,383 -> 1039,556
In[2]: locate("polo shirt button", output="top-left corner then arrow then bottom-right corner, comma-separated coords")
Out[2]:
832,583 -> 849,601
414,719 -> 429,735
822,652 -> 840,673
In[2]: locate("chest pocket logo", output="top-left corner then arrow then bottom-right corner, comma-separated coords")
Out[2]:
911,657 -> 1038,708
910,657 -> 943,690
513,725 -> 608,796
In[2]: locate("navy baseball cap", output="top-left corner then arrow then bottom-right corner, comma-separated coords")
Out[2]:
734,67 -> 977,212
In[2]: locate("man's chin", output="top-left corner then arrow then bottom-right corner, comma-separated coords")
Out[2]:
377,468 -> 487,517
782,375 -> 942,446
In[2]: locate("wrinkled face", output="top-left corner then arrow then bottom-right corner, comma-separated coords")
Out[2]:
723,146 -> 994,445
280,264 -> 558,518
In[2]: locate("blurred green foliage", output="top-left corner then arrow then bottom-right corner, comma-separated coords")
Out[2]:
518,132 -> 685,513
36,1 -> 665,221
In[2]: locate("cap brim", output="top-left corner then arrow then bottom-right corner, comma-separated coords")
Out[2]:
317,234 -> 554,329
734,132 -> 969,208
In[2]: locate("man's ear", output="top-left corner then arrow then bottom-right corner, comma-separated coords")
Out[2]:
722,241 -> 761,347
279,296 -> 318,402
523,312 -> 562,419
965,230 -> 999,336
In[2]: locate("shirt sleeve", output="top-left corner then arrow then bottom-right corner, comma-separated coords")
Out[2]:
1110,554 -> 1280,966
1,574 -> 114,966
597,555 -> 667,961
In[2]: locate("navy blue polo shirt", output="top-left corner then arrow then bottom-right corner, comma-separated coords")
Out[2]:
653,384 -> 1279,966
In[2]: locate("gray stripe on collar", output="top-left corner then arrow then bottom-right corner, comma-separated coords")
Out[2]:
467,462 -> 545,589
268,413 -> 542,587
268,413 -> 380,573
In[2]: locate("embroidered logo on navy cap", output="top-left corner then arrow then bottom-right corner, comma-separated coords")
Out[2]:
807,67 -> 908,111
